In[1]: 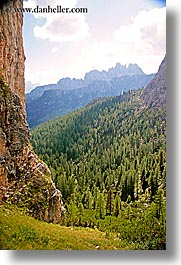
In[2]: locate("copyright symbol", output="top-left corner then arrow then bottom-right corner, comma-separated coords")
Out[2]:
4,5 -> 11,13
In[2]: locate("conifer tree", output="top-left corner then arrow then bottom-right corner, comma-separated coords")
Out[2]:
106,187 -> 114,216
154,189 -> 165,220
96,193 -> 106,219
114,193 -> 121,217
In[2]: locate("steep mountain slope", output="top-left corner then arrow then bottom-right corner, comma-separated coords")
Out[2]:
27,73 -> 154,128
31,88 -> 166,200
141,56 -> 166,107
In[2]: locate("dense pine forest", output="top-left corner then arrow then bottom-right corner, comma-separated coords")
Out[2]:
31,88 -> 166,249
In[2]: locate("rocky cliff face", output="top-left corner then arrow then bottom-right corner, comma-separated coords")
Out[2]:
0,0 -> 62,223
0,0 -> 25,111
141,56 -> 166,107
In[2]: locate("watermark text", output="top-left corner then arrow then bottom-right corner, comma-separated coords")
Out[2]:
4,5 -> 88,14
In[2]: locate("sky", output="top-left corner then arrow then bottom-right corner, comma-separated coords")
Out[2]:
23,0 -> 166,92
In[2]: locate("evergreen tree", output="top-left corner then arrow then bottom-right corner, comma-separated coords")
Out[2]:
96,193 -> 106,219
106,187 -> 114,216
114,193 -> 121,217
154,189 -> 165,220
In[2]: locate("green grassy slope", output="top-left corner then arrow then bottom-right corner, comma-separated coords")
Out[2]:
0,205 -> 139,250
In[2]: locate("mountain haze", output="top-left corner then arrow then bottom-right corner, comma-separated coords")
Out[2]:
26,63 -> 154,128
27,62 -> 145,100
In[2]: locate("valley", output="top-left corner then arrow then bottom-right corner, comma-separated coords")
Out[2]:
28,56 -> 166,250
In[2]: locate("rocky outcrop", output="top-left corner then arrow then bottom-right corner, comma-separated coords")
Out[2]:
141,56 -> 166,107
0,0 -> 62,223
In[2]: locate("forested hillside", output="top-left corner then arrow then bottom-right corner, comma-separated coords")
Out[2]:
31,90 -> 166,249
30,57 -> 166,249
32,89 -> 166,198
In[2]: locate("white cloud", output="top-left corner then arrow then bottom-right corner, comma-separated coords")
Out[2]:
24,2 -> 166,86
78,41 -> 119,73
51,47 -> 59,53
76,7 -> 166,76
24,0 -> 90,43
33,14 -> 90,43
114,7 -> 166,56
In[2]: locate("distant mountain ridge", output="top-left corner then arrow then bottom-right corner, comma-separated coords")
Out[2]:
26,62 -> 154,128
26,62 -> 146,101
84,63 -> 144,82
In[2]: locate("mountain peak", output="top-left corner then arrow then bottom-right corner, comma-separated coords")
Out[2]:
84,62 -> 145,82
127,63 -> 145,75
